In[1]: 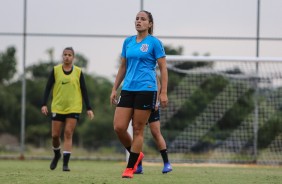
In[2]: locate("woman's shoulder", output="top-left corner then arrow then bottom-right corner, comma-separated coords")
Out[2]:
73,65 -> 82,71
54,64 -> 62,69
148,35 -> 161,42
124,35 -> 136,42
147,35 -> 163,46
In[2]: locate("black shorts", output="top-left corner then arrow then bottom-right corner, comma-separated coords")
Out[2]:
148,109 -> 160,123
117,90 -> 157,110
51,113 -> 80,121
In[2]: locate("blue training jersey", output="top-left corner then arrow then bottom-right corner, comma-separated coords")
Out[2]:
121,35 -> 166,91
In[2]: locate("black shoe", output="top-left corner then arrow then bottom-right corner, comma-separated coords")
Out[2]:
50,153 -> 61,170
63,165 -> 70,172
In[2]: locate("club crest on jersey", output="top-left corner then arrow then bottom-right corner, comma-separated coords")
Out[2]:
140,44 -> 149,52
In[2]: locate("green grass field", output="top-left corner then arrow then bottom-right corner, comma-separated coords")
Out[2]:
0,160 -> 281,184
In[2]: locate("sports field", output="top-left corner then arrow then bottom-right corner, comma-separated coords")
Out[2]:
0,160 -> 281,184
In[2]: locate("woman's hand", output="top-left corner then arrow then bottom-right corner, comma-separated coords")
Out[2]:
87,110 -> 94,120
155,101 -> 160,111
110,89 -> 118,105
159,93 -> 168,108
41,106 -> 48,116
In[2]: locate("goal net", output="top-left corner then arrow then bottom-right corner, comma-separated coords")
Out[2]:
143,55 -> 282,165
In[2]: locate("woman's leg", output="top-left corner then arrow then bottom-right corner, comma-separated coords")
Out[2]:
149,120 -> 166,150
113,107 -> 133,149
122,109 -> 150,178
131,109 -> 151,153
62,118 -> 77,171
63,118 -> 77,152
50,120 -> 63,170
130,109 -> 151,167
52,120 -> 63,148
150,121 -> 172,173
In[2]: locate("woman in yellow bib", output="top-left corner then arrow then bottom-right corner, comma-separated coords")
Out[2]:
41,47 -> 94,171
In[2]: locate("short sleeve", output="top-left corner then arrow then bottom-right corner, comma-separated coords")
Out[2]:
153,38 -> 166,59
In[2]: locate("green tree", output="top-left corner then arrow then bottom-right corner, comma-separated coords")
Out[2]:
76,75 -> 116,148
0,46 -> 17,84
0,84 -> 18,134
0,46 -> 18,134
164,45 -> 183,55
74,53 -> 88,68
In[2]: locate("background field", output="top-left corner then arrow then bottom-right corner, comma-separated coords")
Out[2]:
0,160 -> 281,184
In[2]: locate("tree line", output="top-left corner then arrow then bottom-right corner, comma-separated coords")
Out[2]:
1,45 -> 281,155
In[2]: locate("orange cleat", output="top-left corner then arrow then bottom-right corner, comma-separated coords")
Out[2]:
133,152 -> 144,173
122,168 -> 134,178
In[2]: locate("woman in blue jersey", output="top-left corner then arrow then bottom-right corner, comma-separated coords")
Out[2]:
110,10 -> 168,178
41,47 -> 94,172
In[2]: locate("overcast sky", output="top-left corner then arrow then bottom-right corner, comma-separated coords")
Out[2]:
0,0 -> 282,81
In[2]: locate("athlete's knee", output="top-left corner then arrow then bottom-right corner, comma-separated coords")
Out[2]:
52,133 -> 60,140
151,128 -> 161,137
113,123 -> 127,134
64,130 -> 73,140
133,126 -> 145,136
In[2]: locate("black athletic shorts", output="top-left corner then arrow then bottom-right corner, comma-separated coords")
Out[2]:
117,90 -> 157,110
51,113 -> 80,121
148,109 -> 160,123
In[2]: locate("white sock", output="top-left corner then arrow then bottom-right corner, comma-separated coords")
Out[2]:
63,151 -> 71,154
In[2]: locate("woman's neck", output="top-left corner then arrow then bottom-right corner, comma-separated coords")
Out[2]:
136,32 -> 149,43
62,64 -> 73,72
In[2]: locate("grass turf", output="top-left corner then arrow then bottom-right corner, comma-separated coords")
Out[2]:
0,160 -> 281,184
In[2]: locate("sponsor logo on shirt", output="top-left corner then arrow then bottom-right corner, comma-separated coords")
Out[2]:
140,44 -> 149,52
62,79 -> 70,85
62,81 -> 70,85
